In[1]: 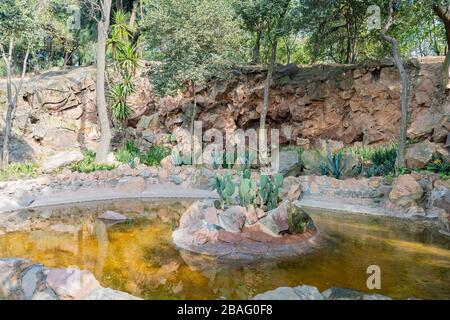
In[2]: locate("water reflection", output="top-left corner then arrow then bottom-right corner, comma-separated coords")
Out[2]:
0,200 -> 448,299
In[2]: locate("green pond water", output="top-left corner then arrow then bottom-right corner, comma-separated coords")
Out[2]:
0,199 -> 449,300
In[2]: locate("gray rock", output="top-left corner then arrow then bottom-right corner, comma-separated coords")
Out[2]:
98,210 -> 128,221
16,192 -> 35,207
41,150 -> 84,172
321,287 -> 391,300
218,206 -> 246,233
278,151 -> 300,176
253,286 -> 324,300
253,287 -> 304,300
83,287 -> 141,300
170,175 -> 182,185
293,285 -> 325,300
31,289 -> 59,300
21,265 -> 44,300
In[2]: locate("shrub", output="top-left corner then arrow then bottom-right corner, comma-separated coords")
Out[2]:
347,143 -> 397,177
319,146 -> 348,180
140,146 -> 171,166
0,162 -> 38,181
68,150 -> 116,173
427,154 -> 450,179
115,141 -> 140,164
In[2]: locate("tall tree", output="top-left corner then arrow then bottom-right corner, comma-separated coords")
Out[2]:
85,0 -> 113,163
432,1 -> 450,88
255,0 -> 297,130
144,0 -> 245,137
0,0 -> 43,169
381,0 -> 409,172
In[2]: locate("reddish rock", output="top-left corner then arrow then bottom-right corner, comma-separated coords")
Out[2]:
217,230 -> 242,244
389,175 -> 423,202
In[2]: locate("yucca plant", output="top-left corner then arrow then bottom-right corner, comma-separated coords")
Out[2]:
109,83 -> 133,122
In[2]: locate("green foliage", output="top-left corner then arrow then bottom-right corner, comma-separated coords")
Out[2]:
210,172 -> 235,207
107,9 -> 140,127
0,162 -> 38,181
115,141 -> 170,167
68,150 -> 116,173
141,146 -> 171,166
115,141 -> 140,164
319,146 -> 348,180
287,210 -> 308,234
259,173 -> 283,210
238,177 -> 257,208
109,82 -> 134,122
347,143 -> 397,177
144,0 -> 246,96
427,154 -> 450,179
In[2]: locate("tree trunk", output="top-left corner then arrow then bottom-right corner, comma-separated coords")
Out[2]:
381,0 -> 409,173
259,37 -> 278,130
252,30 -> 262,64
95,0 -> 112,163
190,82 -> 196,136
1,40 -> 29,170
433,4 -> 450,89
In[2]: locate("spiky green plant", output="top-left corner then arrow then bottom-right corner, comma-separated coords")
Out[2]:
319,145 -> 348,180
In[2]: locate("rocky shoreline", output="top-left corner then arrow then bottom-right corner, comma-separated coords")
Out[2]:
0,258 -> 140,300
0,162 -> 448,229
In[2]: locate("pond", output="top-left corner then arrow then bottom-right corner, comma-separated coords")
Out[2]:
0,200 -> 449,300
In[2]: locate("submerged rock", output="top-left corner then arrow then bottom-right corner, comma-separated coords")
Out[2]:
253,285 -> 392,300
0,258 -> 141,300
98,210 -> 128,221
321,287 -> 392,300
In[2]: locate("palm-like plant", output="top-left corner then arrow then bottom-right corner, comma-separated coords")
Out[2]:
109,83 -> 133,122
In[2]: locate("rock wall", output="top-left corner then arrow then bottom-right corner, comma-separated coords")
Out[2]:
161,57 -> 448,146
1,57 -> 448,163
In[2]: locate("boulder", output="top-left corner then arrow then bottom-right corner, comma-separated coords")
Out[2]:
98,211 -> 128,221
278,151 -> 300,176
434,190 -> 450,213
280,176 -> 302,201
218,206 -> 246,233
84,287 -> 141,300
389,175 -> 423,202
301,150 -> 322,174
45,268 -> 100,300
321,287 -> 392,300
405,140 -> 436,168
253,285 -> 324,300
41,150 -> 83,172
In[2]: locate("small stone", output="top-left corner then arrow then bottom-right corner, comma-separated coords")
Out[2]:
169,175 -> 182,185
98,211 -> 128,221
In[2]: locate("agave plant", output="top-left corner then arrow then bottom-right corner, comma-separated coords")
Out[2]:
319,144 -> 348,180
